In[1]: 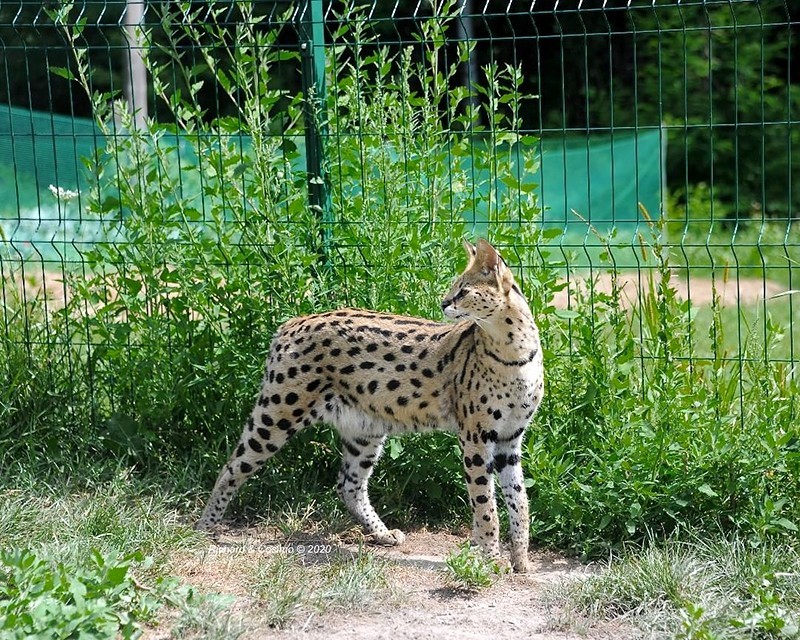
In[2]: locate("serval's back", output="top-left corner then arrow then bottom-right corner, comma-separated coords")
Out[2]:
196,238 -> 544,572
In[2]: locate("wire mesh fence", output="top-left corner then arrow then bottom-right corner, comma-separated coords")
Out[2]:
1,1 -> 799,547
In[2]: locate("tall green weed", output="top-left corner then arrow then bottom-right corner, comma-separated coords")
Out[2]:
529,216 -> 800,555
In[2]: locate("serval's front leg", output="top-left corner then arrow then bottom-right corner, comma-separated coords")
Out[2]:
460,434 -> 500,560
495,439 -> 529,572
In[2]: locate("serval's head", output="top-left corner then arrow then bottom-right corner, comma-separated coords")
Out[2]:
441,239 -> 523,322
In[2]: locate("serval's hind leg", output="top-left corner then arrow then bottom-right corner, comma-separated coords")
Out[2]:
195,397 -> 310,531
336,434 -> 405,546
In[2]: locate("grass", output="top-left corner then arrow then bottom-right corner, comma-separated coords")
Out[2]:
0,462 -> 397,636
167,591 -> 247,640
250,548 -> 391,629
0,467 -> 208,638
689,295 -> 800,365
2,466 -> 798,638
0,468 -> 201,565
558,537 -> 800,638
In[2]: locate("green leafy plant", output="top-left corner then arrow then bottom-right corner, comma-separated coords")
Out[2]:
444,542 -> 506,590
0,548 -> 161,639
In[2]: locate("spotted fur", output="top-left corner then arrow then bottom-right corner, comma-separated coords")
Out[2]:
196,239 -> 544,572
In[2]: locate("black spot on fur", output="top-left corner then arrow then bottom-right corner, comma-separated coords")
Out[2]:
301,342 -> 318,355
343,441 -> 360,457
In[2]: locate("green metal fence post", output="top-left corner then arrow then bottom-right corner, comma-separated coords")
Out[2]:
299,0 -> 331,256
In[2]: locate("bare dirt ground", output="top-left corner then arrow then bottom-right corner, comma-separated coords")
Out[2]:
152,526 -> 628,640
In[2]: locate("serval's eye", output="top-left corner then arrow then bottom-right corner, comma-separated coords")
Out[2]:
452,287 -> 469,302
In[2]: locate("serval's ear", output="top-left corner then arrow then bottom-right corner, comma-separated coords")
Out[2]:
475,238 -> 500,273
476,239 -> 514,295
462,239 -> 478,265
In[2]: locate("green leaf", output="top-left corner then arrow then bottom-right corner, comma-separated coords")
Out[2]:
774,518 -> 798,532
120,277 -> 142,296
388,439 -> 403,460
554,309 -> 580,320
698,484 -> 718,498
103,564 -> 130,588
50,66 -> 76,81
232,163 -> 248,179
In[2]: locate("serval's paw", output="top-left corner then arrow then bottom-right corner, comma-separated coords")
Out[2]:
368,529 -> 406,546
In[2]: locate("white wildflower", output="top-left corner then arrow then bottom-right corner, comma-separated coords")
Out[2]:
48,185 -> 80,202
